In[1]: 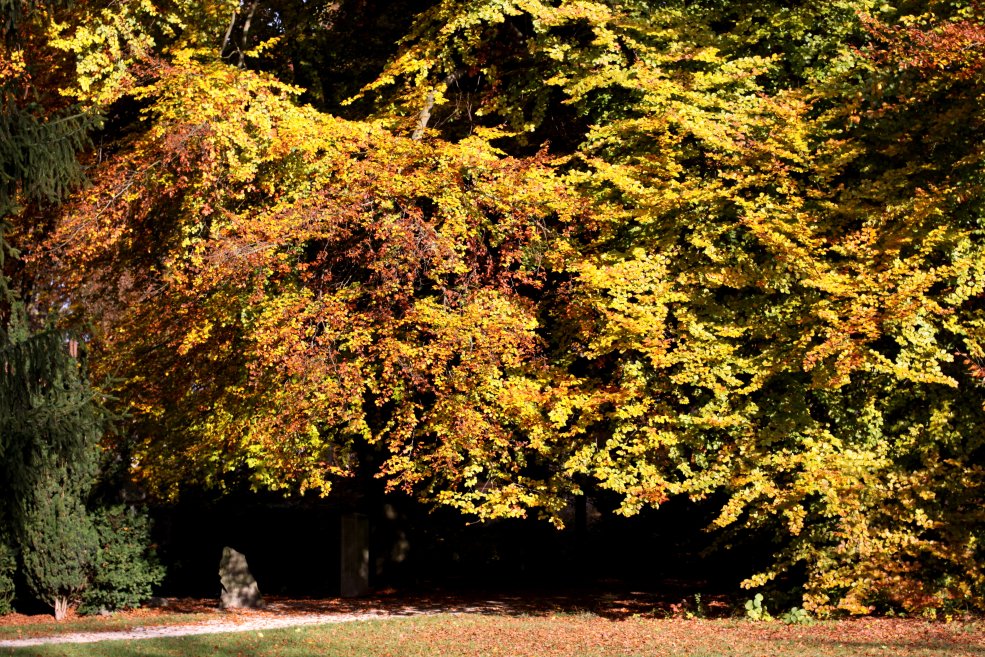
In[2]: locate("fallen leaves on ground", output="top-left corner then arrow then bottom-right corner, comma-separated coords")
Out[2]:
1,592 -> 982,656
400,615 -> 985,657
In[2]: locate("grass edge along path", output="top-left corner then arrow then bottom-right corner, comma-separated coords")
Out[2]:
2,613 -> 984,657
0,612 -> 227,641
0,611 -> 397,648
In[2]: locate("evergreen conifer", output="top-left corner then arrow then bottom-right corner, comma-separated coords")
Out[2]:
0,246 -> 106,617
18,455 -> 99,620
0,536 -> 14,615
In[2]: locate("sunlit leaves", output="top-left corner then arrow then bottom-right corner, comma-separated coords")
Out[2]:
37,51 -> 585,512
21,0 -> 985,616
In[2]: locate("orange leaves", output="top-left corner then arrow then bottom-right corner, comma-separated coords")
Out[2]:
375,290 -> 566,515
860,10 -> 985,82
16,0 -> 985,616
35,50 -> 583,504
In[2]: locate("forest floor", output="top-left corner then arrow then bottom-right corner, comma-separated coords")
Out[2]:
0,594 -> 982,656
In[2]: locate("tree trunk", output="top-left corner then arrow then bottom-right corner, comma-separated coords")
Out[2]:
53,596 -> 68,621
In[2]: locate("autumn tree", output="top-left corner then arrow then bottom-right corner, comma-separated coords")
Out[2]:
320,0 -> 985,613
19,0 -> 985,616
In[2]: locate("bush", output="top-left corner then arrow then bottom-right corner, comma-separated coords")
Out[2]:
744,593 -> 772,621
19,466 -> 99,620
781,606 -> 813,625
79,505 -> 165,614
0,538 -> 15,615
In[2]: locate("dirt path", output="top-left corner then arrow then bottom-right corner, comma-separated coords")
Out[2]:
0,590 -> 736,648
0,610 -> 415,647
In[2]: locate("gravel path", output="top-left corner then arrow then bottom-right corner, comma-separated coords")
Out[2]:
0,610 -> 412,648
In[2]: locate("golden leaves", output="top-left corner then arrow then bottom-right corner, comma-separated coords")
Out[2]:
22,0 -> 985,616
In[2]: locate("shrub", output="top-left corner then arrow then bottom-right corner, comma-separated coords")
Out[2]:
79,505 -> 165,614
781,606 -> 813,625
19,466 -> 99,620
0,538 -> 15,615
744,593 -> 772,621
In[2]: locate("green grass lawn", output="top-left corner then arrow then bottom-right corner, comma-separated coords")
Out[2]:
3,613 -> 983,657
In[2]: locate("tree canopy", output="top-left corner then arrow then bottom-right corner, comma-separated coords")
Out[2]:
3,0 -> 983,615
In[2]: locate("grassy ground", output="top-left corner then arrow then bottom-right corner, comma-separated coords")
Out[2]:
3,613 -> 983,657
0,612 -> 225,640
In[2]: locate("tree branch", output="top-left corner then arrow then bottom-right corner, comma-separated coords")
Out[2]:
411,70 -> 461,141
